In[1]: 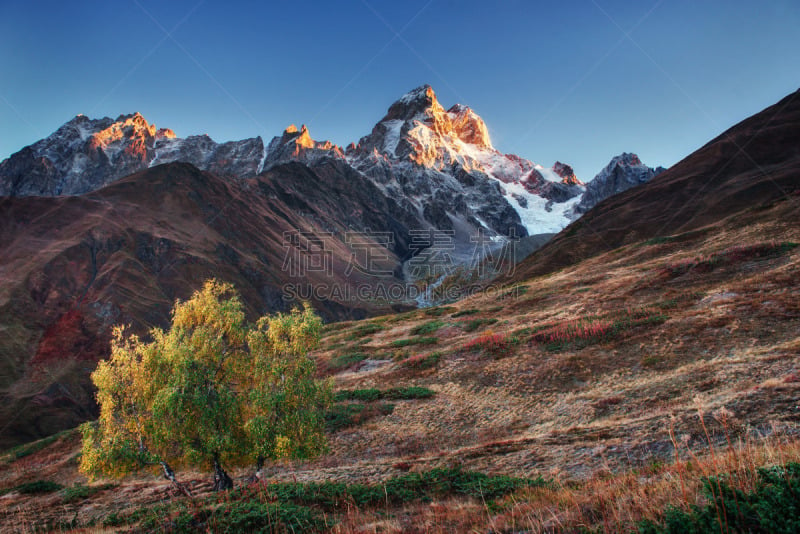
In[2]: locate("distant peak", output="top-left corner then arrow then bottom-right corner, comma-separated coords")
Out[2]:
386,84 -> 444,122
398,84 -> 435,105
612,152 -> 643,166
156,127 -> 176,140
552,161 -> 583,185
279,124 -> 313,148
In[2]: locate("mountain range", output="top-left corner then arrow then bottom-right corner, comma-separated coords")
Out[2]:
1,85 -> 663,446
0,85 -> 798,531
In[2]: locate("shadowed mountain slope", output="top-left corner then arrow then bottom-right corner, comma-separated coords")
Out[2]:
0,160 -> 420,447
511,88 -> 800,282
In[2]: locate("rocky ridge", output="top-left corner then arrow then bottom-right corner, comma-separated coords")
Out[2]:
0,86 -> 662,241
572,152 -> 666,216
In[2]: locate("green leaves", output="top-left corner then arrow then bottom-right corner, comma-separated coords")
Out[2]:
80,279 -> 330,483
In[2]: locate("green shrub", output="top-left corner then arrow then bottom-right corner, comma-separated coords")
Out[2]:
390,337 -> 438,348
266,467 -> 544,510
401,352 -> 442,370
15,480 -> 63,494
61,483 -> 116,503
451,309 -> 479,318
208,501 -> 328,533
334,388 -> 383,402
334,387 -> 434,402
324,403 -> 395,432
423,306 -> 456,317
2,429 -> 71,462
640,462 -> 800,533
346,323 -> 384,340
383,386 -> 435,400
410,320 -> 445,336
461,317 -> 498,332
329,351 -> 368,370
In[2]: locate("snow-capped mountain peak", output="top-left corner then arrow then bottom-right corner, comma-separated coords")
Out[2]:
348,85 -> 585,236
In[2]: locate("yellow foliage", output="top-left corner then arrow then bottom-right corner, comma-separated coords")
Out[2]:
79,279 -> 330,481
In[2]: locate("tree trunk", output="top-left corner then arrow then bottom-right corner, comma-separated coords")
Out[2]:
160,461 -> 192,497
247,455 -> 265,484
212,454 -> 234,491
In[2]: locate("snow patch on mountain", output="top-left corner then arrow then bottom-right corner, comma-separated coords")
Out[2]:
382,119 -> 405,157
535,165 -> 562,183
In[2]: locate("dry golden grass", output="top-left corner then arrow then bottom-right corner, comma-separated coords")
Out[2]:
1,200 -> 798,531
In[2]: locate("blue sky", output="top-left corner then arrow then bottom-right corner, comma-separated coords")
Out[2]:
1,0 -> 798,181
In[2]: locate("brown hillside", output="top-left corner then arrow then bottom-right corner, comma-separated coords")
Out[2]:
0,160 -> 415,448
511,88 -> 800,282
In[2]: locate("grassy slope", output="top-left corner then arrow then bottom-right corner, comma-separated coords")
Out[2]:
0,193 -> 798,532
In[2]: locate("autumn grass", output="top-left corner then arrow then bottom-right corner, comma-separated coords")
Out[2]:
658,241 -> 797,278
485,424 -> 800,533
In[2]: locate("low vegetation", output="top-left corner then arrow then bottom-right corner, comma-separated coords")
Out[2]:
324,402 -> 395,432
460,317 -> 498,332
333,386 -> 435,402
529,307 -> 668,352
640,462 -> 800,533
399,351 -> 442,370
328,351 -> 368,370
409,320 -> 445,336
3,205 -> 799,533
390,336 -> 438,347
463,332 -> 518,358
0,480 -> 63,496
658,241 -> 797,278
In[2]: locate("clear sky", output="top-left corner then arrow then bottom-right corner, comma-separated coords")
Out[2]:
1,0 -> 798,181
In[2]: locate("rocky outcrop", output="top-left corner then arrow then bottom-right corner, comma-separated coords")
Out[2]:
0,113 -> 268,195
262,124 -> 345,170
572,153 -> 665,215
0,113 -> 167,195
553,161 -> 583,185
151,134 -> 265,179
